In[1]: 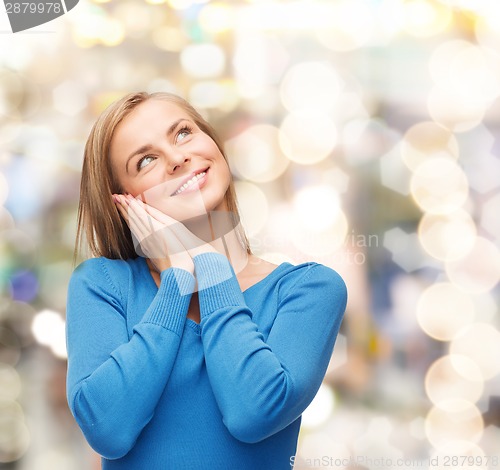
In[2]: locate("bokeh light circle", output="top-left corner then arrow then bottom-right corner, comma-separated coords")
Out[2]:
0,327 -> 22,367
53,80 -> 88,117
152,26 -> 188,52
418,209 -> 476,261
0,400 -> 30,463
450,323 -> 500,379
180,44 -> 226,79
410,157 -> 469,214
475,10 -> 500,62
416,283 -> 474,341
400,121 -> 459,171
302,383 -> 335,428
114,1 -> 154,36
428,83 -> 486,133
279,112 -> 337,164
0,70 -> 25,117
315,0 -> 375,51
403,0 -> 452,38
427,40 -> 500,130
280,61 -> 341,113
447,46 -> 500,106
226,125 -> 290,183
291,193 -> 348,257
445,236 -> 500,293
291,220 -> 349,257
189,81 -> 225,110
429,40 -> 474,85
293,185 -> 342,232
425,400 -> 483,449
425,355 -> 483,408
31,310 -> 67,359
198,2 -> 235,33
0,363 -> 22,401
234,181 -> 269,236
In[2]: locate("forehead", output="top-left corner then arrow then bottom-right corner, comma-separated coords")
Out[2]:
110,99 -> 190,155
115,99 -> 189,134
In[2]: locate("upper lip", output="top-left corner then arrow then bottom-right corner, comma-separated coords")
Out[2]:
170,167 -> 209,196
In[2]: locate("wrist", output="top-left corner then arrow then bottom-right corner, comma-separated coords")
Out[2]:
189,242 -> 218,259
149,258 -> 171,274
168,252 -> 195,276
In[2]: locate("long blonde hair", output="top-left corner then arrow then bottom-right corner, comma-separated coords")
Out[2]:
74,91 -> 251,262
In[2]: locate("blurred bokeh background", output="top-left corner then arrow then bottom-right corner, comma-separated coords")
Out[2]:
1,0 -> 500,468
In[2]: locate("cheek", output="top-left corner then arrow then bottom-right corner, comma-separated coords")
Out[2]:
212,149 -> 230,177
157,198 -> 209,221
128,171 -> 166,199
146,186 -> 208,220
138,180 -> 171,203
220,161 -> 232,189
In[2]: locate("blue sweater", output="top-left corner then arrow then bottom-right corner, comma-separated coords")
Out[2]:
66,252 -> 347,469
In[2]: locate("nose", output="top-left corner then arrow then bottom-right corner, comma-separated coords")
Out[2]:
166,152 -> 190,175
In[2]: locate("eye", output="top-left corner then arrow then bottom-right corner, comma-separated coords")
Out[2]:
176,125 -> 192,143
137,155 -> 156,172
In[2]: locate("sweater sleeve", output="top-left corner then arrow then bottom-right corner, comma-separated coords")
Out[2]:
65,258 -> 195,459
194,252 -> 347,444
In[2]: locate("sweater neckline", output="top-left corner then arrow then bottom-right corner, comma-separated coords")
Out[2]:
241,261 -> 291,293
138,256 -> 291,295
139,257 -> 291,334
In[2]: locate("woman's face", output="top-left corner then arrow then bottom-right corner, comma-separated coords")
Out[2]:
109,99 -> 231,221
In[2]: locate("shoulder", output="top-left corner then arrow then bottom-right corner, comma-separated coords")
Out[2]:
277,261 -> 347,309
278,259 -> 346,289
71,257 -> 132,281
69,257 -> 135,299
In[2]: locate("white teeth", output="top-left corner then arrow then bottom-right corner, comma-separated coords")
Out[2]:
173,171 -> 206,196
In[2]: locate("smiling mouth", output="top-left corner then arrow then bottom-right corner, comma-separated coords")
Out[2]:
170,169 -> 208,196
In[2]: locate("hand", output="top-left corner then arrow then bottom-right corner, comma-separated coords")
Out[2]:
113,194 -> 218,274
113,193 -> 192,274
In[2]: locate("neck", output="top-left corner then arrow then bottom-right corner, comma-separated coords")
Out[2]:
147,210 -> 250,276
186,210 -> 249,275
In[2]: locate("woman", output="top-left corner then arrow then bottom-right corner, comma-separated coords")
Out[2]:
66,91 -> 347,470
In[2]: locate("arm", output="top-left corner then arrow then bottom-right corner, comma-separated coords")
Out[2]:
66,258 -> 194,459
194,253 -> 347,443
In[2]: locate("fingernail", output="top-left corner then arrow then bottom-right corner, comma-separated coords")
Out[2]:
112,195 -> 120,204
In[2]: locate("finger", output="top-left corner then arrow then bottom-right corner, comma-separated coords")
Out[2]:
126,199 -> 185,257
114,194 -> 162,257
114,197 -> 130,225
125,195 -> 206,259
132,196 -> 178,227
125,197 -> 159,240
128,206 -> 159,243
127,196 -> 161,236
127,196 -> 191,252
113,195 -> 133,227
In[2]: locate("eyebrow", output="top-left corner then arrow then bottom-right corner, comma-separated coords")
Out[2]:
125,117 -> 186,174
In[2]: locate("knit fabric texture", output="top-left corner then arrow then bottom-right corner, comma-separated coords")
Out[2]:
66,252 -> 347,470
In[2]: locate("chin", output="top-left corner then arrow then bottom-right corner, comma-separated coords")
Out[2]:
141,173 -> 228,220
